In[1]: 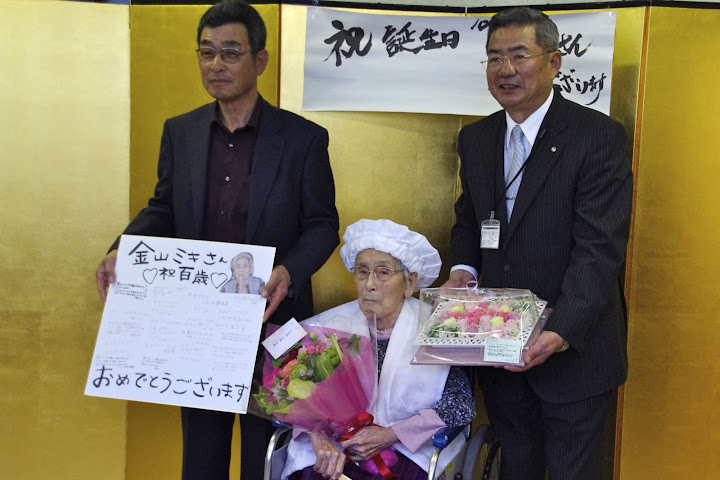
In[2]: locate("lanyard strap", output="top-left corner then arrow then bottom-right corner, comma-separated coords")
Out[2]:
504,161 -> 528,199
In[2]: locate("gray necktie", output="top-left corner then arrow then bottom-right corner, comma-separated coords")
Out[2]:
506,125 -> 525,217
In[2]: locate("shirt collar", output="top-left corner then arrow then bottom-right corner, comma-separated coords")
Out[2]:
504,88 -> 554,149
211,95 -> 263,133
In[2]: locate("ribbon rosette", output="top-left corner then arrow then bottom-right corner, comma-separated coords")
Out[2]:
338,413 -> 399,479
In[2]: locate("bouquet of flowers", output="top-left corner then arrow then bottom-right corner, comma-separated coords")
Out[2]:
250,323 -> 401,477
250,324 -> 376,435
412,287 -> 549,367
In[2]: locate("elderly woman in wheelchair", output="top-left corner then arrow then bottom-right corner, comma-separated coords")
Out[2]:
281,219 -> 476,480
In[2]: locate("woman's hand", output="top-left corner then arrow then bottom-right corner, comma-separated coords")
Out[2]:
338,425 -> 398,461
309,431 -> 346,479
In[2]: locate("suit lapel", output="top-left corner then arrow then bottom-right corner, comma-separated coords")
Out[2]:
505,93 -> 569,241
247,100 -> 284,241
187,103 -> 214,237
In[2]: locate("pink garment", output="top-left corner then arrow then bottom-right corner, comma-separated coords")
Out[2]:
390,408 -> 446,453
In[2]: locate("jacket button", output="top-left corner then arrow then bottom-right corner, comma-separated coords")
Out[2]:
503,265 -> 510,272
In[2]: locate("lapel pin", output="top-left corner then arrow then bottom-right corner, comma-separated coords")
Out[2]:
551,146 -> 557,152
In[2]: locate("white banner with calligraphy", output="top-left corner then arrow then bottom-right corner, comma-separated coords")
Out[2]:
85,235 -> 275,413
303,8 -> 616,116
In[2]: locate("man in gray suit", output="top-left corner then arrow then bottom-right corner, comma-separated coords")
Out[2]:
445,8 -> 632,479
94,1 -> 339,478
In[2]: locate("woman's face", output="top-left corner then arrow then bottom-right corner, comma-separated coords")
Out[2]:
354,249 -> 417,327
232,257 -> 252,283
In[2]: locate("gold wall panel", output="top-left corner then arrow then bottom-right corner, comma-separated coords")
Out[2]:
0,1 -> 129,479
620,7 -> 720,479
126,5 -> 280,480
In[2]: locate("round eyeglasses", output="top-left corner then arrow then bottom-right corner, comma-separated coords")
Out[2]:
353,266 -> 405,283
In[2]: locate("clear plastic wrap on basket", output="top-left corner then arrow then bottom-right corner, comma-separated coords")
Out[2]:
412,287 -> 550,367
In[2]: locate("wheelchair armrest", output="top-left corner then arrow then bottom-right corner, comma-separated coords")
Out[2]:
432,425 -> 467,448
272,419 -> 290,429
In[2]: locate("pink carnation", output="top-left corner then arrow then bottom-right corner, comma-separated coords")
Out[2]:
263,370 -> 279,390
304,342 -> 328,355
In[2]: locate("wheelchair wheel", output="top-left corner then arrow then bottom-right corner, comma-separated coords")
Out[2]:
480,438 -> 500,480
461,424 -> 500,480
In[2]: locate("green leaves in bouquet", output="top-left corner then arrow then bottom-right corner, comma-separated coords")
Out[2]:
348,333 -> 360,354
310,334 -> 342,382
253,389 -> 291,415
287,379 -> 316,399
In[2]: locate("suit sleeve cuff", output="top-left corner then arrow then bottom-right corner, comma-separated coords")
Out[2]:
450,264 -> 478,280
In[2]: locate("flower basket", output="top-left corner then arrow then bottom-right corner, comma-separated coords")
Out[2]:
412,287 -> 549,366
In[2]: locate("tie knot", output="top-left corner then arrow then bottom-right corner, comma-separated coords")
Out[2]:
511,125 -> 523,143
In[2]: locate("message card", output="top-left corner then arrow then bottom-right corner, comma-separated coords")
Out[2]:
85,235 -> 275,413
483,338 -> 522,364
262,318 -> 308,359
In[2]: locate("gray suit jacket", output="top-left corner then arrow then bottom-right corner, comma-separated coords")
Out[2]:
452,89 -> 633,403
113,98 -> 339,323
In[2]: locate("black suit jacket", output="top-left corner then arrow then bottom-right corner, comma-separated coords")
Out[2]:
114,98 -> 339,323
452,89 -> 633,403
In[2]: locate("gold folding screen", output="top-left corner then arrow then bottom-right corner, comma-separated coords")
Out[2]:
620,7 -> 720,478
1,1 -> 129,479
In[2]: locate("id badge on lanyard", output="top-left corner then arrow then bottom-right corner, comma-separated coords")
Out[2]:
481,211 -> 500,249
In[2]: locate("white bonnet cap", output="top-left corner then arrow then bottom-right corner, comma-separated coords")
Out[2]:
340,219 -> 441,289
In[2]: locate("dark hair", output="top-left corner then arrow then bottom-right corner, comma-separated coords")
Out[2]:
197,0 -> 267,52
486,7 -> 559,53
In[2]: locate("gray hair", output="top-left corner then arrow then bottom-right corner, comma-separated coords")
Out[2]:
486,7 -> 559,53
396,260 -> 410,283
230,251 -> 254,274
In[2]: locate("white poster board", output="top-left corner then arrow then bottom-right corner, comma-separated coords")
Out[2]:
303,9 -> 616,116
85,235 -> 275,413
